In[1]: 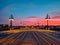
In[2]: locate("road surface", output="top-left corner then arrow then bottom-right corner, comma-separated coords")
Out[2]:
0,30 -> 60,45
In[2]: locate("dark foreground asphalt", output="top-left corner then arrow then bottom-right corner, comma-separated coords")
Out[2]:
0,31 -> 60,45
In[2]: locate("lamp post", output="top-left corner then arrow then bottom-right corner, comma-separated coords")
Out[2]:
37,19 -> 39,29
45,14 -> 50,30
9,14 -> 14,30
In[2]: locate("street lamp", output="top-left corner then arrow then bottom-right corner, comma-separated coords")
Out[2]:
36,19 -> 39,29
9,14 -> 14,30
45,14 -> 50,30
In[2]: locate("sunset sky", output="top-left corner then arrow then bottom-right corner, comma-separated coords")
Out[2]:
0,0 -> 60,26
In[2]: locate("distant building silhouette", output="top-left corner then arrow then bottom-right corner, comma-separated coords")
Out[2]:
0,24 -> 9,31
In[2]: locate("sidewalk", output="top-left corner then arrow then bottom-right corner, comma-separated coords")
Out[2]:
2,29 -> 55,33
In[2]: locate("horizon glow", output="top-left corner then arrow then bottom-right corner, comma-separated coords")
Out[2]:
13,18 -> 60,26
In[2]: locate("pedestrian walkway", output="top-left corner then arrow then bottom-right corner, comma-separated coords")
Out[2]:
2,29 -> 55,33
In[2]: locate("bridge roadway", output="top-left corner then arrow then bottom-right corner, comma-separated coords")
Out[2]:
0,29 -> 60,45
